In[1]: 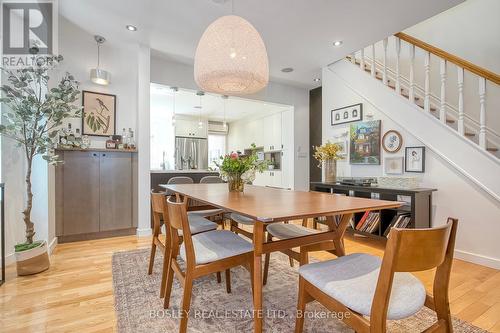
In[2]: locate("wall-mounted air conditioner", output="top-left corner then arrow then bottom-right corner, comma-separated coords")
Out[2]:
208,121 -> 228,134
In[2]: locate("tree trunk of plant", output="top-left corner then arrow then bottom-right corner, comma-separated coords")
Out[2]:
23,157 -> 35,244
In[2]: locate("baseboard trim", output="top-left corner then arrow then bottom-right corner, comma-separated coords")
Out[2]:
136,228 -> 152,237
48,237 -> 58,255
455,249 -> 500,270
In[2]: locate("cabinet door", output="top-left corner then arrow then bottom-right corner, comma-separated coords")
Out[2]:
281,110 -> 293,151
272,113 -> 282,150
192,120 -> 208,138
99,152 -> 132,231
263,116 -> 274,151
175,119 -> 192,137
62,151 -> 100,235
253,171 -> 267,186
270,170 -> 283,188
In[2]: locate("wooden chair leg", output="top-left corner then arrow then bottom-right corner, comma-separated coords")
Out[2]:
289,256 -> 295,268
225,269 -> 231,293
179,273 -> 193,333
216,271 -> 222,283
148,239 -> 156,275
263,233 -> 272,285
295,277 -> 307,333
163,253 -> 175,309
160,244 -> 170,297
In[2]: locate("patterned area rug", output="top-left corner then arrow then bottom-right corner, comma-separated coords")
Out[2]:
112,249 -> 488,333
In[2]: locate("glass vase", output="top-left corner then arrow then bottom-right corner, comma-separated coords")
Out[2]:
227,173 -> 245,192
324,159 -> 337,183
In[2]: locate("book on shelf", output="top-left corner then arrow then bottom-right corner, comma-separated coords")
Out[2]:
355,211 -> 370,230
383,212 -> 412,237
360,212 -> 381,234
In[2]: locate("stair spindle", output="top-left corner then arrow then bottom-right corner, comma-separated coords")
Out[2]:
360,48 -> 365,71
371,44 -> 376,78
395,37 -> 401,94
382,38 -> 388,85
424,51 -> 431,113
439,59 -> 447,123
479,78 -> 487,149
457,67 -> 465,135
409,44 -> 415,102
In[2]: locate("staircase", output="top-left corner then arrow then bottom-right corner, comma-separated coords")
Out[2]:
327,33 -> 500,202
345,32 -> 500,158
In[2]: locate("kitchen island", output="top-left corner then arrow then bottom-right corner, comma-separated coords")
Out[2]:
150,169 -> 220,192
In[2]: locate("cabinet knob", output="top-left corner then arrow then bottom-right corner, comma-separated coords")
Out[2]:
92,153 -> 98,157
102,153 -> 106,157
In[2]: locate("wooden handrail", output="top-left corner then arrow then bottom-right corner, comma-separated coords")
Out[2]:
395,32 -> 500,85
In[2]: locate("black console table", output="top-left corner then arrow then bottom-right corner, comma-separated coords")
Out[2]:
1,183 -> 4,286
311,182 -> 436,240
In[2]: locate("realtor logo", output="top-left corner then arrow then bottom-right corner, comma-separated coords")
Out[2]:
2,1 -> 53,55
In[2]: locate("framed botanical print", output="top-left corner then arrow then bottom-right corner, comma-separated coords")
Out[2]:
405,146 -> 425,173
349,120 -> 381,165
384,156 -> 404,174
382,130 -> 403,153
82,91 -> 116,136
331,103 -> 363,125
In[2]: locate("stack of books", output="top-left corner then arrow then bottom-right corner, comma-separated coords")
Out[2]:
355,211 -> 381,234
383,213 -> 412,237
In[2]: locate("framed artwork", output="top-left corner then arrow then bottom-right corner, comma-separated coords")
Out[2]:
336,140 -> 348,157
405,146 -> 425,173
384,156 -> 404,174
349,120 -> 381,165
382,130 -> 403,153
331,103 -> 363,125
82,91 -> 116,136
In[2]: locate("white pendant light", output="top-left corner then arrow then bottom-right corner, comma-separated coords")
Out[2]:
194,1 -> 269,95
90,35 -> 111,85
196,91 -> 204,129
222,95 -> 228,129
171,87 -> 178,126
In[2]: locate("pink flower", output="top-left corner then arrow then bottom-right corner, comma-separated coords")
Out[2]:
230,152 -> 238,159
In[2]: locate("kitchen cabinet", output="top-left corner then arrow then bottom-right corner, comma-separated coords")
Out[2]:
263,113 -> 282,151
268,170 -> 282,188
175,119 -> 207,138
55,149 -> 137,242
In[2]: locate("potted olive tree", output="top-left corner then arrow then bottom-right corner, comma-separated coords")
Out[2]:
0,56 -> 81,275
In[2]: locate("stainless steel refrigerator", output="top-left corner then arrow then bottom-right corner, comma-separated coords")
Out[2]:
175,137 -> 208,170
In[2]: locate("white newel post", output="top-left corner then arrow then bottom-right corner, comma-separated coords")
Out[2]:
382,38 -> 388,85
439,59 -> 447,123
360,48 -> 365,71
457,67 -> 465,135
424,51 -> 431,113
409,44 -> 415,102
395,37 -> 401,94
479,78 -> 487,149
371,44 -> 376,78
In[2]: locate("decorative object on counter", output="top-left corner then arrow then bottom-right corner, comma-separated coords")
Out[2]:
377,176 -> 419,189
106,136 -> 117,149
338,177 -> 377,186
382,130 -> 403,153
0,55 -> 81,275
313,141 -> 344,183
215,144 -> 268,192
384,156 -> 404,175
331,103 -> 363,125
58,123 -> 83,149
82,90 -> 116,136
90,35 -> 111,85
194,13 -> 269,95
349,120 -> 381,165
405,146 -> 426,173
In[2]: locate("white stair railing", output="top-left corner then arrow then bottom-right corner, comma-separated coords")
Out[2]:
347,32 -> 500,157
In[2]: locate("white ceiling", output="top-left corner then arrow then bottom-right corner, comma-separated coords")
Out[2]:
150,83 -> 291,122
60,0 -> 463,89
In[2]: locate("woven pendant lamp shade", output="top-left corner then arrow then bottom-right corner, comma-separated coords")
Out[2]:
194,15 -> 269,95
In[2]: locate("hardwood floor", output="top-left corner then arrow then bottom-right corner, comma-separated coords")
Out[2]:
1,232 -> 499,332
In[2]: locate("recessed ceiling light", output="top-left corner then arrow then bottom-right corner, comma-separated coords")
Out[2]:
126,25 -> 137,31
281,67 -> 294,73
313,78 -> 321,82
333,40 -> 343,47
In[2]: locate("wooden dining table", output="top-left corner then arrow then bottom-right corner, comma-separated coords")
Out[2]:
160,183 -> 402,332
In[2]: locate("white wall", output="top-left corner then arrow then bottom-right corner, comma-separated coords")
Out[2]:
151,55 -> 310,191
322,67 -> 500,269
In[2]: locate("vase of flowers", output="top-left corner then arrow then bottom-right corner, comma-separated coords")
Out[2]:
216,144 -> 268,192
313,141 -> 344,183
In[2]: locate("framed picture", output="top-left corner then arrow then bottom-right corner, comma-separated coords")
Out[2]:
331,103 -> 362,125
336,140 -> 348,157
384,156 -> 404,174
382,130 -> 403,153
405,146 -> 425,173
349,120 -> 381,165
82,91 -> 116,136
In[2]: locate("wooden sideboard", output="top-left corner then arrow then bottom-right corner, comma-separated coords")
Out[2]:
55,149 -> 138,242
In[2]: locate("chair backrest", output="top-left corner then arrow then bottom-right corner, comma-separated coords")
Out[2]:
167,176 -> 194,184
166,195 -> 196,267
150,190 -> 169,235
370,218 -> 458,326
200,176 -> 223,184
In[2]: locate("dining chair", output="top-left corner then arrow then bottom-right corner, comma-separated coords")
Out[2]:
263,216 -> 344,285
192,176 -> 225,220
295,218 -> 458,333
163,195 -> 255,333
148,191 -> 218,297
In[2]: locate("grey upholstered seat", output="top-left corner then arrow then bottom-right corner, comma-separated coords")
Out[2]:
199,176 -> 224,183
230,213 -> 254,225
180,230 -> 253,265
179,214 -> 218,235
188,209 -> 224,217
299,253 -> 426,320
167,176 -> 194,184
266,223 -> 320,239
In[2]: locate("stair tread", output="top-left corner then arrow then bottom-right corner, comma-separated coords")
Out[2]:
487,147 -> 499,152
464,132 -> 475,137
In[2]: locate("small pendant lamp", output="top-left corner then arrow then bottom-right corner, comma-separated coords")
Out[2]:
90,35 -> 111,85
